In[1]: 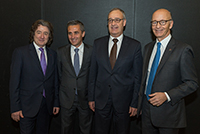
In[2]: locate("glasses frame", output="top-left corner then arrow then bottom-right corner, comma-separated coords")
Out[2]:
107,18 -> 124,24
151,19 -> 172,26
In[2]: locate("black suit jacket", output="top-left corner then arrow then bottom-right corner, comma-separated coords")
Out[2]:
9,43 -> 59,117
137,37 -> 198,128
57,43 -> 93,109
88,35 -> 143,113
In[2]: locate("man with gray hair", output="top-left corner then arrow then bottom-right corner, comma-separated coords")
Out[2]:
57,20 -> 93,134
88,8 -> 143,134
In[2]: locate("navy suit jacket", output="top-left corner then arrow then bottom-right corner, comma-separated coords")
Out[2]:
88,35 -> 143,113
137,37 -> 198,128
9,43 -> 59,117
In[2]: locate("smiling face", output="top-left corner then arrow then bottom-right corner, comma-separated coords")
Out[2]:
108,9 -> 126,37
33,25 -> 50,47
151,9 -> 173,41
67,24 -> 85,48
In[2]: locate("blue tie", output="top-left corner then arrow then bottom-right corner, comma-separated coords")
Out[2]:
39,48 -> 47,97
74,48 -> 80,76
146,42 -> 161,100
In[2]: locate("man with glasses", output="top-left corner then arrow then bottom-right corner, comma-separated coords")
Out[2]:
88,8 -> 143,134
137,8 -> 198,134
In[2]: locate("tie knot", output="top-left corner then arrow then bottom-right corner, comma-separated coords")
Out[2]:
112,38 -> 118,44
157,42 -> 161,48
39,48 -> 44,52
74,48 -> 79,53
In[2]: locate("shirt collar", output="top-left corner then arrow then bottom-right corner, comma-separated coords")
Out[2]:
110,34 -> 123,43
71,42 -> 84,52
33,41 -> 46,50
156,34 -> 172,48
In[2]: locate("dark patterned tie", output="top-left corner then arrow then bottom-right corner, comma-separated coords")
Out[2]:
39,48 -> 47,97
110,38 -> 118,69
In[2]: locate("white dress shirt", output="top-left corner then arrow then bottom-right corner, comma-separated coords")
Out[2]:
108,34 -> 123,58
145,34 -> 172,101
33,42 -> 48,65
71,43 -> 84,69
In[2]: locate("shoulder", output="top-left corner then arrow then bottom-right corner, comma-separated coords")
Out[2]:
94,35 -> 109,43
172,38 -> 194,57
84,43 -> 93,50
12,44 -> 32,55
57,44 -> 70,50
14,44 -> 30,51
57,44 -> 70,53
123,35 -> 141,45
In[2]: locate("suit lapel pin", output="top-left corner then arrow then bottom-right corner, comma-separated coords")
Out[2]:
169,48 -> 172,51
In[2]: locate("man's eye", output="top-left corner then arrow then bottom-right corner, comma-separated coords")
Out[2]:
160,21 -> 165,24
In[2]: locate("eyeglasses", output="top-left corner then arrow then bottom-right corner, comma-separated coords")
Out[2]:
107,18 -> 124,23
151,19 -> 172,26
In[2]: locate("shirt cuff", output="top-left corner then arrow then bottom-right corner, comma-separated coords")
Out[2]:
164,92 -> 171,102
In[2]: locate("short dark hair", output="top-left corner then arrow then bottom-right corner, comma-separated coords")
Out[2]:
108,8 -> 126,19
67,20 -> 85,33
29,19 -> 53,47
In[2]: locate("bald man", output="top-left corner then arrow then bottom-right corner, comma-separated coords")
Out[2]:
137,9 -> 198,134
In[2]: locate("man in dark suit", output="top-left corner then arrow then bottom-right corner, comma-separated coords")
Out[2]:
137,9 -> 198,134
88,8 -> 143,134
57,20 -> 93,134
9,20 -> 60,134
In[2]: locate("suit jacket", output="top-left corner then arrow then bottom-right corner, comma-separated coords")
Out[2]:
88,35 -> 143,113
57,43 -> 93,109
9,43 -> 59,117
137,37 -> 198,128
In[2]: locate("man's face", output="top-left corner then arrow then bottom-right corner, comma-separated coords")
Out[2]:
68,25 -> 85,48
34,25 -> 50,47
151,9 -> 173,41
108,10 -> 126,37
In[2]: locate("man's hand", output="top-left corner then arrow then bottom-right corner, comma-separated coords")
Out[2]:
11,110 -> 24,122
129,107 -> 137,117
53,107 -> 60,115
149,92 -> 167,107
88,101 -> 95,112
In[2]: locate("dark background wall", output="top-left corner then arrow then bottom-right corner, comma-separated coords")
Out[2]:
1,0 -> 200,133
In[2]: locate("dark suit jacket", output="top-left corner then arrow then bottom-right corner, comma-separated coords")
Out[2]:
9,43 -> 59,117
137,37 -> 198,128
57,43 -> 93,109
88,35 -> 143,113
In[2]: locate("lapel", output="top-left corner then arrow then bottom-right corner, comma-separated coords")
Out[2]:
155,37 -> 176,76
112,35 -> 129,71
63,45 -> 76,75
141,41 -> 155,85
29,43 -> 44,75
101,36 -> 112,71
79,43 -> 89,75
45,47 -> 54,77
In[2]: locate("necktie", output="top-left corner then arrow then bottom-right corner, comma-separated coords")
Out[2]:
110,38 -> 118,69
146,42 -> 161,100
74,48 -> 79,95
74,48 -> 80,76
39,48 -> 47,97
